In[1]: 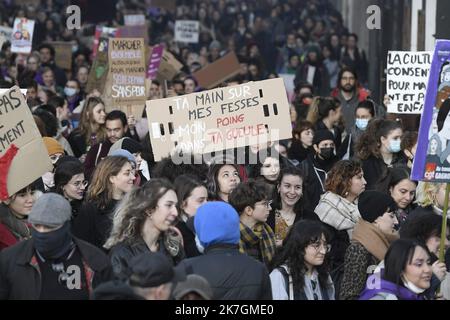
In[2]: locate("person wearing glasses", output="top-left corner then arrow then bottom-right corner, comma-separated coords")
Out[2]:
269,220 -> 335,300
52,157 -> 87,220
229,180 -> 277,268
72,156 -> 135,250
340,191 -> 399,300
0,182 -> 40,251
105,179 -> 185,278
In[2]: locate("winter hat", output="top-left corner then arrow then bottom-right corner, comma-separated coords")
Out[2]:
358,191 -> 397,223
194,202 -> 240,248
313,130 -> 335,146
28,193 -> 72,227
43,137 -> 64,156
173,274 -> 213,300
209,40 -> 221,51
109,149 -> 136,167
108,137 -> 142,156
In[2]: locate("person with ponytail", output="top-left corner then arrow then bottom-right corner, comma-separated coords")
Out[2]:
355,119 -> 404,190
306,96 -> 343,150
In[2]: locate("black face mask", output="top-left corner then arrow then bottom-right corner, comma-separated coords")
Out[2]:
319,148 -> 335,160
32,222 -> 73,260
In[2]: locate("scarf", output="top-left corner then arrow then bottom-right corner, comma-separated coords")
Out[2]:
352,220 -> 399,261
315,192 -> 361,237
240,222 -> 277,265
0,203 -> 31,241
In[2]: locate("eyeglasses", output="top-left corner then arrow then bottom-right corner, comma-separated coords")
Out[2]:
310,242 -> 331,253
256,200 -> 272,209
71,180 -> 88,189
311,279 -> 319,300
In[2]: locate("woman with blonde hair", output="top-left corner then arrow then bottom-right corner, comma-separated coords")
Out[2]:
72,156 -> 135,249
105,179 -> 185,278
68,97 -> 107,159
413,182 -> 450,218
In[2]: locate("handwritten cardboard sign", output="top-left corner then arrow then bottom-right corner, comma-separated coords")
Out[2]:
193,52 -> 241,89
0,86 -> 52,199
11,18 -> 35,54
386,51 -> 432,114
174,20 -> 199,43
146,78 -> 292,161
108,38 -> 146,107
157,49 -> 183,80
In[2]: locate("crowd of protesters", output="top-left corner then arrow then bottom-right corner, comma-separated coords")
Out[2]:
0,0 -> 449,301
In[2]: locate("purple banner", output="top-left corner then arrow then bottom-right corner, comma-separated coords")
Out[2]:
146,44 -> 164,80
412,40 -> 450,182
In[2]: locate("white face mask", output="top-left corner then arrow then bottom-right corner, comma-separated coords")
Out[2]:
402,275 -> 426,294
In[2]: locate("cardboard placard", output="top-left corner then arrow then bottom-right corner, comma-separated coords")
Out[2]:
0,86 -> 52,199
412,40 -> 450,182
11,18 -> 35,54
124,15 -> 146,26
386,51 -> 432,114
193,52 -> 241,89
146,78 -> 292,161
0,26 -> 12,39
174,20 -> 199,43
108,38 -> 146,108
86,48 -> 109,95
157,49 -> 183,81
92,26 -> 117,59
147,44 -> 164,80
0,89 -> 27,95
49,41 -> 74,70
147,0 -> 176,12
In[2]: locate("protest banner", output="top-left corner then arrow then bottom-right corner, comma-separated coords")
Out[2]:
0,86 -> 52,200
0,89 -> 27,95
147,0 -> 176,12
386,51 -> 432,114
412,40 -> 450,182
124,14 -> 146,26
11,18 -> 35,54
107,38 -> 146,109
157,49 -> 183,81
49,41 -> 74,70
193,52 -> 241,89
92,26 -> 117,59
174,20 -> 199,43
146,78 -> 292,161
147,44 -> 164,80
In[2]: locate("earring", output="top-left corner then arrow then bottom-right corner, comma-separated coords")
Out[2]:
344,191 -> 349,197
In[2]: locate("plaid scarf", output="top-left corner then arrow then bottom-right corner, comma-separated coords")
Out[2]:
315,192 -> 361,238
240,222 -> 277,265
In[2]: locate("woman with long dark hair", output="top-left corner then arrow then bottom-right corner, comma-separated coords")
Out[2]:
270,220 -> 335,300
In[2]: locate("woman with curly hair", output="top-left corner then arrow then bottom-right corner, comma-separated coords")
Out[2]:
105,179 -> 185,278
68,97 -> 107,159
355,119 -> 404,190
314,160 -> 366,295
72,156 -> 135,249
269,220 -> 335,300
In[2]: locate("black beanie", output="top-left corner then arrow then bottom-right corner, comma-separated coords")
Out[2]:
358,191 -> 398,223
313,130 -> 335,146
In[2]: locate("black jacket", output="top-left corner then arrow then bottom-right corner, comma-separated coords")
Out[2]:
0,237 -> 112,300
72,200 -> 118,251
361,155 -> 406,190
109,237 -> 185,278
175,244 -> 272,300
175,219 -> 201,258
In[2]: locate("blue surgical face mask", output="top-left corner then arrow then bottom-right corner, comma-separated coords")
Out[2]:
64,87 -> 77,97
355,118 -> 369,131
389,139 -> 402,153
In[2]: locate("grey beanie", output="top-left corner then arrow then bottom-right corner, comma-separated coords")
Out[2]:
28,193 -> 72,227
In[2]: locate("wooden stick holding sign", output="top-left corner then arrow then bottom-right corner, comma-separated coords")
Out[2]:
439,184 -> 450,263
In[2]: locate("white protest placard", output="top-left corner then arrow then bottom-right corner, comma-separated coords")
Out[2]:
386,51 -> 432,114
146,78 -> 293,161
174,20 -> 199,43
0,86 -> 52,199
0,89 -> 27,95
11,18 -> 35,54
0,26 -> 12,49
124,14 -> 146,26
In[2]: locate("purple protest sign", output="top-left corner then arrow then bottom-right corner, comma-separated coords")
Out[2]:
147,44 -> 164,80
412,40 -> 450,182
